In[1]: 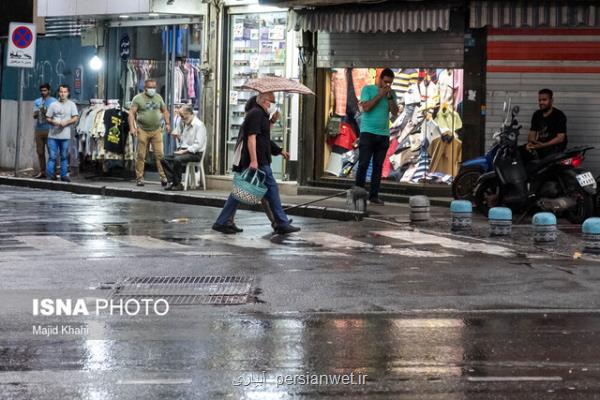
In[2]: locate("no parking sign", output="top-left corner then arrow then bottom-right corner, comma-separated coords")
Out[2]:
6,22 -> 36,68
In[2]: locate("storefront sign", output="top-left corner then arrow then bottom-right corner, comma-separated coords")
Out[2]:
120,34 -> 130,61
6,22 -> 36,68
74,67 -> 82,94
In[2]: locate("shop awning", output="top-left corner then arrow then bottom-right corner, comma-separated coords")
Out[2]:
288,3 -> 451,33
470,1 -> 600,29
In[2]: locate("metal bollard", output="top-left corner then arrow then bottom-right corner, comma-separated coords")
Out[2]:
532,212 -> 557,243
582,218 -> 600,254
346,186 -> 368,212
409,195 -> 430,222
489,207 -> 512,236
450,200 -> 472,231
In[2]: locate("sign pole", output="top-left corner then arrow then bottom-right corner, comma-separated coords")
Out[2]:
7,22 -> 37,176
14,68 -> 24,176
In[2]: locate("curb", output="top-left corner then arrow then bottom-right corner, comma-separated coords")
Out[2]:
298,185 -> 453,207
0,177 -> 365,222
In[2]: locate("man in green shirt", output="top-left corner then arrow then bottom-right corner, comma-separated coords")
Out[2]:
355,68 -> 399,205
128,79 -> 171,187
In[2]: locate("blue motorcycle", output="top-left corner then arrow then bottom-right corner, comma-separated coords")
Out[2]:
451,130 -> 500,201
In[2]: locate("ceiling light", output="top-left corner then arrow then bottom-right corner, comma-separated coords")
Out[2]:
89,55 -> 103,71
119,15 -> 130,19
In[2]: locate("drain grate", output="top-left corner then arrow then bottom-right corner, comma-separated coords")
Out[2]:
109,276 -> 254,305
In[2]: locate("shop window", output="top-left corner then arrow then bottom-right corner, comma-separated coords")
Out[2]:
323,67 -> 464,187
225,12 -> 295,180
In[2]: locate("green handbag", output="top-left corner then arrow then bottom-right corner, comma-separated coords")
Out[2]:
326,116 -> 342,137
231,168 -> 268,205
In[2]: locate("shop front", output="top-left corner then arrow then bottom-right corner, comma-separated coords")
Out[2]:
35,1 -> 208,177
218,1 -> 300,182
285,1 -> 480,196
470,0 -> 600,176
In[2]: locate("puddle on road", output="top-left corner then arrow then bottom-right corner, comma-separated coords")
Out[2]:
269,235 -> 323,248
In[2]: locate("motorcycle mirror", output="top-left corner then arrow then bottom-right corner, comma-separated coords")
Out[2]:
512,105 -> 520,115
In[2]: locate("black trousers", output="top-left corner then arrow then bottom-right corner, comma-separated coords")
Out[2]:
355,132 -> 390,199
160,152 -> 202,185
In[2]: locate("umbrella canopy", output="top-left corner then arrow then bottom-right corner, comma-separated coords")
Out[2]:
241,76 -> 315,95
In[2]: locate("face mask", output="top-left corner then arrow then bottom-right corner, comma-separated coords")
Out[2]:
146,88 -> 156,97
268,102 -> 277,116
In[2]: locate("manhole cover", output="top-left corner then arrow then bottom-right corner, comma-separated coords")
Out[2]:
109,276 -> 254,305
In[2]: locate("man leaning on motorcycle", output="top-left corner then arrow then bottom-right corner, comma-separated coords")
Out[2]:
523,88 -> 567,161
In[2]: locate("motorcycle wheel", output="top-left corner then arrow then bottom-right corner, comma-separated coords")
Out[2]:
474,177 -> 501,217
452,167 -> 483,201
564,189 -> 594,224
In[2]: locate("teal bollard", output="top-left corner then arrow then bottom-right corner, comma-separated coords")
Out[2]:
450,200 -> 472,231
532,212 -> 557,243
489,207 -> 512,236
582,218 -> 600,254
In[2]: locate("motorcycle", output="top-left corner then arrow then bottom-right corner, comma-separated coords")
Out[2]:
452,129 -> 500,201
473,100 -> 596,224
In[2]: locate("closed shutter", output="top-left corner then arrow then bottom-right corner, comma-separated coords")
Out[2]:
317,31 -> 464,68
485,28 -> 600,174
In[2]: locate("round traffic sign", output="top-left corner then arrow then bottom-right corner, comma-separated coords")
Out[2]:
12,26 -> 33,49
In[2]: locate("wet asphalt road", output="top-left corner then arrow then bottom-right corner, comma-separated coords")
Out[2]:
1,186 -> 600,399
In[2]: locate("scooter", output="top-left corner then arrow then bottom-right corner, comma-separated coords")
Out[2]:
474,101 -> 596,224
452,130 -> 500,201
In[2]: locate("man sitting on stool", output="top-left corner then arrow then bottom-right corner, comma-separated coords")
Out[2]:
162,105 -> 207,191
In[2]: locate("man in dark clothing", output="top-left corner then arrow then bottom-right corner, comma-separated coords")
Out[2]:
213,92 -> 300,235
526,88 -> 567,159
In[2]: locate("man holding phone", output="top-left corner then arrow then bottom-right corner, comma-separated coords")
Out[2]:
355,68 -> 399,205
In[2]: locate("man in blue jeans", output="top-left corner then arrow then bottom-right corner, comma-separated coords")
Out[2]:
355,68 -> 399,205
45,85 -> 79,182
213,92 -> 300,235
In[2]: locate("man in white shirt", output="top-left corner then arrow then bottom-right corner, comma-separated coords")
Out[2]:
161,105 -> 206,191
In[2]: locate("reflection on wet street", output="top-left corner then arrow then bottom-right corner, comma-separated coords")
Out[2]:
1,313 -> 599,399
1,187 -> 600,398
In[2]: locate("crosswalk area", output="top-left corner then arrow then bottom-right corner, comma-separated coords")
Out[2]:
0,228 -> 522,261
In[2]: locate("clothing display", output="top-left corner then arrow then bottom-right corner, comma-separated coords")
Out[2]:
428,134 -> 463,177
76,100 -> 135,164
103,108 -> 130,155
121,59 -> 201,107
392,68 -> 419,101
326,67 -> 466,186
121,60 -> 165,105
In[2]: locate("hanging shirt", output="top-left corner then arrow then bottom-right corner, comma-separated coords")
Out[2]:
331,69 -> 348,117
435,107 -> 463,134
103,109 -> 130,154
438,69 -> 458,106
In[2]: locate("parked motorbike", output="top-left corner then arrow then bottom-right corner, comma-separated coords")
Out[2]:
474,101 -> 596,224
452,130 -> 500,201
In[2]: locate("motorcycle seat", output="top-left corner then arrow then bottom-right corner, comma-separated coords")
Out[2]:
526,153 -> 563,173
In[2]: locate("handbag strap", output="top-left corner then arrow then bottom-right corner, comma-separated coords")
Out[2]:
249,169 -> 266,186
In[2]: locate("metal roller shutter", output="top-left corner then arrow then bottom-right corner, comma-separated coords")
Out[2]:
316,31 -> 464,68
485,28 -> 600,175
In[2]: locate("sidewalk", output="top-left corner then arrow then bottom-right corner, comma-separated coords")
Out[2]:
0,170 -> 440,221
